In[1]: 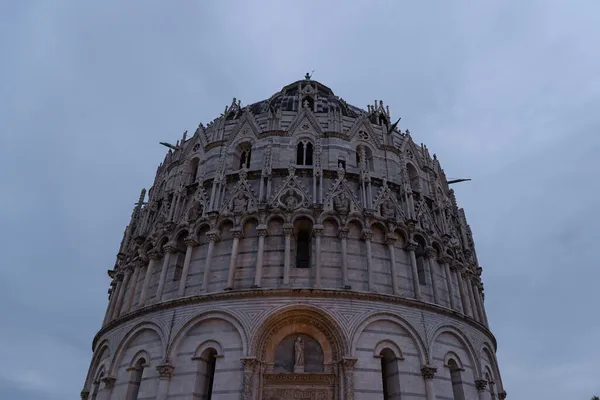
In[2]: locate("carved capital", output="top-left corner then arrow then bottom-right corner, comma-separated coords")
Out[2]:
101,376 -> 116,390
207,230 -> 221,242
312,224 -> 324,237
338,228 -> 349,239
340,357 -> 357,371
115,272 -> 125,281
184,236 -> 199,247
148,249 -> 162,260
241,357 -> 259,372
116,252 -> 127,262
451,262 -> 464,272
498,390 -> 507,399
361,229 -> 373,241
438,254 -> 453,264
283,223 -> 294,236
385,233 -> 397,245
421,365 -> 437,380
475,379 -> 488,392
405,241 -> 418,252
256,224 -> 268,236
231,227 -> 244,239
156,362 -> 174,380
80,389 -> 90,399
424,246 -> 437,259
163,242 -> 177,253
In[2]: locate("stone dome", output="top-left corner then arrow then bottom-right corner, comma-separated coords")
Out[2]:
82,76 -> 506,400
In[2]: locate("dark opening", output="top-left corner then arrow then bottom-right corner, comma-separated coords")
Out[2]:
305,142 -> 313,165
337,158 -> 346,170
296,142 -> 305,165
296,231 -> 311,268
126,358 -> 146,400
239,149 -> 251,169
205,353 -> 216,400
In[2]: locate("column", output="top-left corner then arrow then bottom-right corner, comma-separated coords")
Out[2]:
241,357 -> 258,400
440,256 -> 456,310
155,243 -> 176,303
155,362 -> 174,400
139,250 -> 160,307
454,263 -> 472,316
283,223 -> 293,285
253,225 -> 267,287
471,280 -> 485,323
475,379 -> 489,400
424,247 -> 439,304
477,284 -> 490,326
406,242 -> 422,300
385,234 -> 399,295
124,261 -> 142,313
466,271 -> 480,321
489,380 -> 497,400
98,377 -> 115,400
178,237 -> 198,297
341,358 -> 357,400
201,231 -> 219,291
102,280 -> 117,325
339,228 -> 350,289
421,365 -> 437,400
114,268 -> 131,317
313,224 -> 324,288
362,229 -> 374,291
225,228 -> 243,290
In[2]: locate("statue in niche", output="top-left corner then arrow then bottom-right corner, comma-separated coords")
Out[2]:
419,210 -> 432,232
381,199 -> 396,219
186,197 -> 204,223
156,199 -> 171,225
333,192 -> 350,214
231,192 -> 248,213
294,337 -> 305,369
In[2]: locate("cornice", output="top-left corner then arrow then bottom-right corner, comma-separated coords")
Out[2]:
92,287 -> 497,352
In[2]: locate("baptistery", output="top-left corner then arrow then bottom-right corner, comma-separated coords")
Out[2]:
82,76 -> 506,400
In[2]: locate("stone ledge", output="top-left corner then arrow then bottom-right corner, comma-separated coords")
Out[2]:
93,288 -> 496,351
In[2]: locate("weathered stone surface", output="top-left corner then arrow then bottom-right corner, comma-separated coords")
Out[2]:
82,77 -> 505,400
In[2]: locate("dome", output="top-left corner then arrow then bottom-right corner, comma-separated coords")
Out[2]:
82,78 -> 506,400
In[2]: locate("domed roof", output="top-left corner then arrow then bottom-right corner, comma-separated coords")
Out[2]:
245,76 -> 365,118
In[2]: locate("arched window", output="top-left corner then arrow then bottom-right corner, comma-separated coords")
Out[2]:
194,348 -> 217,400
380,349 -> 401,400
448,359 -> 465,400
190,158 -> 199,184
296,141 -> 314,166
126,358 -> 146,400
337,157 -> 346,170
356,145 -> 374,171
406,163 -> 420,191
295,230 -> 311,268
239,149 -> 251,169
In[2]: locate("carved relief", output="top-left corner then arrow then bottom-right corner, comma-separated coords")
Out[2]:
269,164 -> 312,210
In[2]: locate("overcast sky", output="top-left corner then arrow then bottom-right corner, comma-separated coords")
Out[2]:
1,1 -> 599,399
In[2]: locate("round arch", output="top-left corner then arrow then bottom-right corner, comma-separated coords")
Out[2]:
84,340 -> 111,388
108,322 -> 167,376
429,324 -> 480,376
349,312 -> 427,365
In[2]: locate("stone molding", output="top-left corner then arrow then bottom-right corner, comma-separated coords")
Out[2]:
92,287 -> 496,351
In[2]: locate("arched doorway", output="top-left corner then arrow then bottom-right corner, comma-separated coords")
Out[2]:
249,307 -> 348,400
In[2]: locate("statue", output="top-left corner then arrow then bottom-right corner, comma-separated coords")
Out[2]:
381,199 -> 396,219
232,192 -> 248,213
284,189 -> 298,210
333,192 -> 350,214
186,198 -> 204,223
294,337 -> 304,369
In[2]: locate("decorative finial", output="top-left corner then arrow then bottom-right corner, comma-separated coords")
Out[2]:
305,72 -> 311,80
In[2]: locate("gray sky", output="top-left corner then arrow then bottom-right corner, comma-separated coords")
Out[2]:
1,1 -> 599,398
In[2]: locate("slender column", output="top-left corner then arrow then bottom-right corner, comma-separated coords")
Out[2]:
225,228 -> 243,290
362,229 -> 374,291
114,268 -> 131,317
283,223 -> 293,285
98,377 -> 115,400
406,242 -> 422,300
421,365 -> 437,400
124,261 -> 142,313
339,228 -> 350,289
425,247 -> 439,304
178,237 -> 198,297
489,381 -> 497,400
259,177 -> 265,202
201,231 -> 220,291
341,358 -> 357,400
155,243 -> 176,303
253,225 -> 267,287
466,271 -> 480,321
139,250 -> 160,307
475,379 -> 489,400
155,362 -> 174,400
477,285 -> 490,326
440,256 -> 456,310
241,357 -> 258,400
313,224 -> 324,288
385,234 -> 399,295
454,264 -> 472,317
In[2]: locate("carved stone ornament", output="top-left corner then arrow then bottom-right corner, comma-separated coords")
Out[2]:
185,191 -> 205,224
156,362 -> 174,380
333,192 -> 350,215
80,389 -> 90,400
231,192 -> 249,213
498,390 -> 507,399
475,379 -> 488,392
269,164 -> 311,210
421,365 -> 437,380
101,376 -> 116,390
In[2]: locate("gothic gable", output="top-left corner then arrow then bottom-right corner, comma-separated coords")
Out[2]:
287,107 -> 323,137
226,108 -> 261,148
322,169 -> 363,215
268,165 -> 312,211
372,178 -> 406,222
347,115 -> 382,148
220,169 -> 259,215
